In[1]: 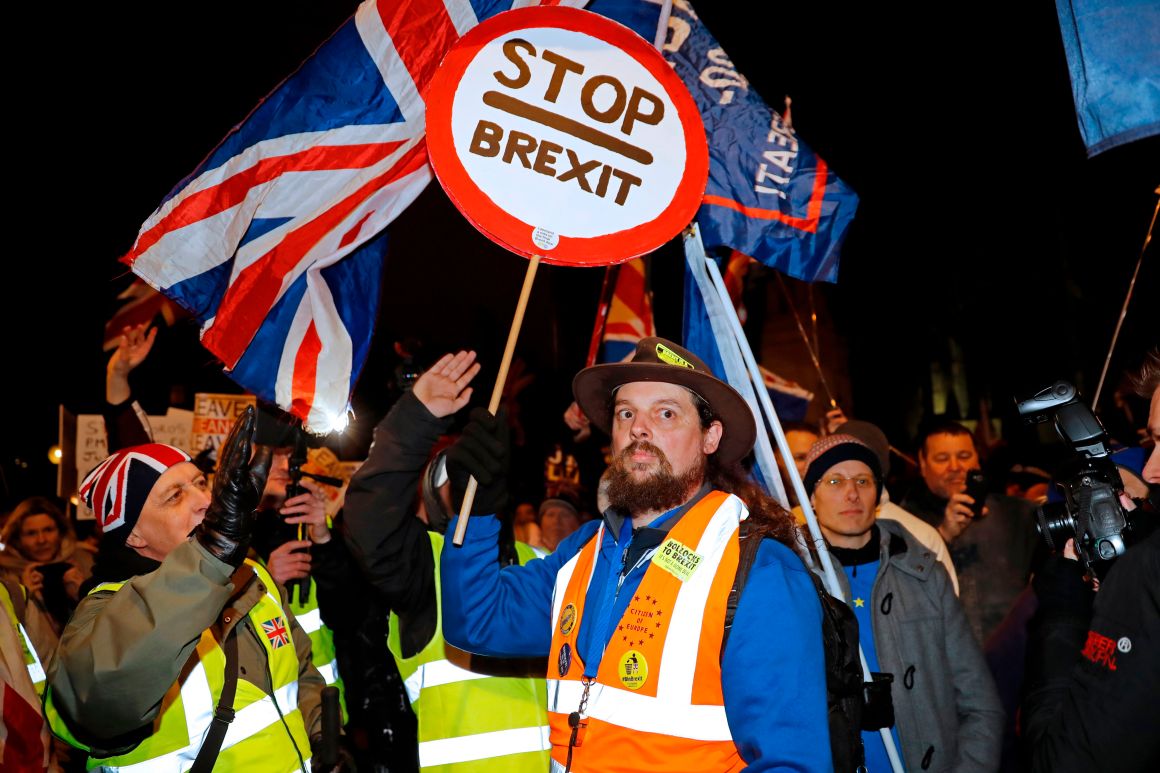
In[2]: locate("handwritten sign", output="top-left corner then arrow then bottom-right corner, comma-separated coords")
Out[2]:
427,6 -> 708,264
191,393 -> 257,456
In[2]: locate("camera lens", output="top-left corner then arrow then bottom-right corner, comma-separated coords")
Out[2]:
1035,501 -> 1075,552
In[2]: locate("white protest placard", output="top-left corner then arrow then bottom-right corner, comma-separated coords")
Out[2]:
190,393 -> 257,457
427,6 -> 708,265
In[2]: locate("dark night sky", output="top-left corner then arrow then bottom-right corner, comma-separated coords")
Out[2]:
4,0 -> 1156,506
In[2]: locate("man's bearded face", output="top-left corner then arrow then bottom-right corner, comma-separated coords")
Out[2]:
605,440 -> 706,515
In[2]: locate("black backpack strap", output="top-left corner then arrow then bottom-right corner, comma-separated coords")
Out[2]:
190,631 -> 241,773
722,525 -> 866,772
722,519 -> 763,661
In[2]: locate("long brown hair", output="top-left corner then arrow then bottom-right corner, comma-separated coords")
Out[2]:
2,495 -> 72,551
705,455 -> 799,548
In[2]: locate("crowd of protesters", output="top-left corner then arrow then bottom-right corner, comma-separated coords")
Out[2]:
1,325 -> 1156,772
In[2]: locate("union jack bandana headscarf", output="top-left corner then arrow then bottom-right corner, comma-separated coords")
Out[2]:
79,444 -> 192,543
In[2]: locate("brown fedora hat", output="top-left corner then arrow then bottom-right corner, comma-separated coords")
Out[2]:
572,337 -> 756,465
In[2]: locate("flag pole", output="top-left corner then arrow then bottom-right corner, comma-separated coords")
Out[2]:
452,255 -> 542,546
683,228 -> 787,507
585,264 -> 623,368
1092,189 -> 1159,409
775,272 -> 839,409
697,226 -> 904,773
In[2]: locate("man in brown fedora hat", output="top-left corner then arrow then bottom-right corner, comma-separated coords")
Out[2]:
439,337 -> 831,772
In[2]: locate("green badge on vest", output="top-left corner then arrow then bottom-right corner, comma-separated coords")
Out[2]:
652,537 -> 703,581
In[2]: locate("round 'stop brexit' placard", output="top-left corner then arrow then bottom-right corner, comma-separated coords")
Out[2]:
426,6 -> 709,266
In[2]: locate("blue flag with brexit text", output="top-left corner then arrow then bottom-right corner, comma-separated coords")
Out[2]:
1055,0 -> 1160,156
662,1 -> 858,283
122,0 -> 579,433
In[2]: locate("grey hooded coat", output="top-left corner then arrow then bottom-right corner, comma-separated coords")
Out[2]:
814,518 -> 1003,772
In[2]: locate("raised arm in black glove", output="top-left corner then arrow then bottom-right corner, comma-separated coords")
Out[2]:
446,407 -> 510,516
196,406 -> 273,566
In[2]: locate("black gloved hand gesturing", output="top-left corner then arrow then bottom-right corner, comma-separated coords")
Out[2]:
446,407 -> 510,516
196,405 -> 273,567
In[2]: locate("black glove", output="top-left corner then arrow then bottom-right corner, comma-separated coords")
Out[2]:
446,407 -> 510,516
1031,552 -> 1095,618
196,406 -> 272,566
310,736 -> 357,773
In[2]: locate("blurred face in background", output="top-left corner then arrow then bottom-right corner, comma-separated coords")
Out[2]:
777,428 -> 820,492
1144,386 -> 1160,485
920,432 -> 979,499
19,514 -> 62,562
539,503 -> 580,552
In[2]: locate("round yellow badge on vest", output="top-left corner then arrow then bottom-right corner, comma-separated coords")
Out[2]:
560,603 -> 577,636
618,649 -> 648,690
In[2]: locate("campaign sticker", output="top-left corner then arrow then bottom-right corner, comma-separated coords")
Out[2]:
558,642 -> 573,676
559,602 -> 578,636
532,226 -> 559,251
655,342 -> 694,369
618,649 -> 648,690
652,537 -> 703,582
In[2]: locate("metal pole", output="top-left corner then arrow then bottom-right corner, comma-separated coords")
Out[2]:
1092,191 -> 1159,408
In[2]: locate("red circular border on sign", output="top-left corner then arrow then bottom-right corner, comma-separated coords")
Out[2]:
426,6 -> 709,266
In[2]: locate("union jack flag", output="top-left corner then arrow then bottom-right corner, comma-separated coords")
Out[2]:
600,258 -> 655,363
262,616 -> 291,649
123,0 -> 583,433
760,364 -> 813,422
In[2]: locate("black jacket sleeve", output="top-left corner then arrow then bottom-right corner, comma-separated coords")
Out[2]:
102,399 -> 152,452
1021,532 -> 1160,773
341,391 -> 452,656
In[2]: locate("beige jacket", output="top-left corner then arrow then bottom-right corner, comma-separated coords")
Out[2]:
47,539 -> 322,756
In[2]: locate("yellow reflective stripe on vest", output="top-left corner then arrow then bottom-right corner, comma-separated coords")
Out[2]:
74,560 -> 309,771
0,583 -> 45,692
547,678 -> 731,740
295,606 -> 322,634
402,658 -> 491,704
419,725 -> 552,769
390,532 -> 550,771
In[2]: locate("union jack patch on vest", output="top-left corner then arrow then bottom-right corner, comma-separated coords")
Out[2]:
262,616 -> 291,649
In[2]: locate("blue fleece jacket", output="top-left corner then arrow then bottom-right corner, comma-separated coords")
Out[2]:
440,508 -> 832,772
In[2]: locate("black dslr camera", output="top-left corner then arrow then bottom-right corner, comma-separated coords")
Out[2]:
1016,381 -> 1150,577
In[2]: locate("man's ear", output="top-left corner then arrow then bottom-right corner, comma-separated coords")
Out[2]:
124,531 -> 146,550
702,420 -> 723,455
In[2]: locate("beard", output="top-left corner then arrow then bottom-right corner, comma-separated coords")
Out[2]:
605,441 -> 706,516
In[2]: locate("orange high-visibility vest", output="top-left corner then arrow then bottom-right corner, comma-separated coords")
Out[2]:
546,490 -> 745,773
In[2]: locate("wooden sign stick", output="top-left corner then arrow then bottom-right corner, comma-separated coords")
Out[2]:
452,254 -> 542,546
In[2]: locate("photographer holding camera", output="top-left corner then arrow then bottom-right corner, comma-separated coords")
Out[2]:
1019,352 -> 1160,772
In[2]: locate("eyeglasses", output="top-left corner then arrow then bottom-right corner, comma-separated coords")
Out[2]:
818,474 -> 877,491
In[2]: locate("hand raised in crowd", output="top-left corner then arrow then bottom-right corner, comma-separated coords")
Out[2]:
62,566 -> 85,601
939,492 -> 987,543
106,323 -> 158,405
21,563 -> 44,598
267,540 -> 313,583
413,350 -> 481,418
280,479 -> 331,544
563,401 -> 591,441
196,406 -> 272,567
822,407 -> 848,435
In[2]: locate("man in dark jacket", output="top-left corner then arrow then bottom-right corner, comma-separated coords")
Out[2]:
342,350 -> 551,772
1020,352 -> 1160,772
901,420 -> 1037,643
